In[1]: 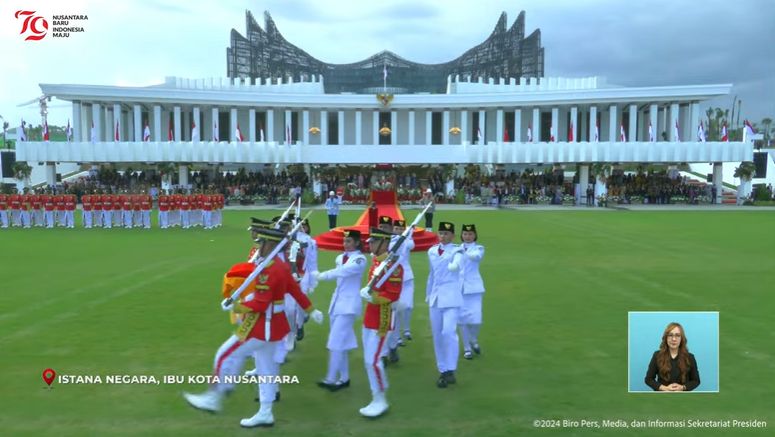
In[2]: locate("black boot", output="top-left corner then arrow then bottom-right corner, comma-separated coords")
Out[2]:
436,374 -> 448,388
388,347 -> 400,363
296,326 -> 305,341
444,371 -> 456,384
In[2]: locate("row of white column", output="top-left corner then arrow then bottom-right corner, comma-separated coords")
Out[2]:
70,102 -> 702,145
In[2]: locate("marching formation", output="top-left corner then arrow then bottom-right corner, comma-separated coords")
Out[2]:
183,199 -> 487,428
0,191 -> 224,230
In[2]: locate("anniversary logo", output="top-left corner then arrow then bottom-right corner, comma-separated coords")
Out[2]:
15,10 -> 88,40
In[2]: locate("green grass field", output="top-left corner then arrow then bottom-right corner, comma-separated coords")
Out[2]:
1,209 -> 774,436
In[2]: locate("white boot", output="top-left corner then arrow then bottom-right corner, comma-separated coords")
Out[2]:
358,391 -> 389,418
240,403 -> 274,427
183,390 -> 222,413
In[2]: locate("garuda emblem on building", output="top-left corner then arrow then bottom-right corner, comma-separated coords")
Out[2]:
377,93 -> 393,107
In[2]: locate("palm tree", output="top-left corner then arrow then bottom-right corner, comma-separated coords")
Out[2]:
733,162 -> 756,180
761,118 -> 772,142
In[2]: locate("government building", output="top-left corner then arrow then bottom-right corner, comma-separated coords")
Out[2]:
15,10 -> 751,202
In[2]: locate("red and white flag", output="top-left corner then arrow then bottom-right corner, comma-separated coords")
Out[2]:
286,123 -> 292,145
235,123 -> 244,142
43,121 -> 50,141
673,120 -> 680,142
720,122 -> 728,142
66,119 -> 73,142
743,119 -> 756,141
503,128 -> 510,142
619,124 -> 626,142
526,124 -> 533,142
697,121 -> 706,142
549,125 -> 555,142
568,121 -> 574,142
648,121 -> 655,142
114,120 -> 120,142
212,121 -> 219,142
143,123 -> 151,141
168,121 -> 174,142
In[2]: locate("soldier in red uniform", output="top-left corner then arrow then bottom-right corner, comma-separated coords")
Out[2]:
112,193 -> 122,227
31,191 -> 43,227
92,192 -> 102,227
358,227 -> 404,418
141,193 -> 152,229
65,194 -> 76,228
158,193 -> 169,229
20,191 -> 32,228
101,192 -> 112,229
121,192 -> 132,228
82,194 -> 92,228
9,192 -> 21,227
183,228 -> 325,428
202,192 -> 213,229
132,193 -> 142,227
180,193 -> 191,229
0,192 -> 8,228
43,192 -> 55,228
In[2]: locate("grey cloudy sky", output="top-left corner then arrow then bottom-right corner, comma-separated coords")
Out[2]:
1,0 -> 772,128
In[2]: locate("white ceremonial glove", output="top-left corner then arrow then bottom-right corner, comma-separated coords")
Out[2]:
466,251 -> 478,260
310,309 -> 324,324
447,261 -> 460,272
359,286 -> 373,303
221,298 -> 234,312
311,270 -> 321,281
292,272 -> 302,283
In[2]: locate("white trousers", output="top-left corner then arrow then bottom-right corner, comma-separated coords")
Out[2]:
45,211 -> 54,228
363,328 -> 389,394
102,210 -> 112,228
65,211 -> 74,228
21,211 -> 30,228
142,211 -> 151,228
0,210 -> 7,228
212,335 -> 279,404
429,306 -> 459,373
123,210 -> 133,228
326,313 -> 357,351
159,211 -> 168,228
181,210 -> 190,228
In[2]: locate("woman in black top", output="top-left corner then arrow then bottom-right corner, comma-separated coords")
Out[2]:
644,322 -> 700,391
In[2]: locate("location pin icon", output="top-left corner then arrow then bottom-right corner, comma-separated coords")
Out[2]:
42,368 -> 56,386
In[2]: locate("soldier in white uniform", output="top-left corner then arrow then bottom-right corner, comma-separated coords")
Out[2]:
384,218 -> 415,364
426,221 -> 464,388
457,224 -> 485,359
311,229 -> 367,391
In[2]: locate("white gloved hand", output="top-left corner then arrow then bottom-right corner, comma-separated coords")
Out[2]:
221,298 -> 234,311
311,270 -> 321,281
447,261 -> 459,272
310,309 -> 324,324
359,286 -> 373,302
292,272 -> 302,283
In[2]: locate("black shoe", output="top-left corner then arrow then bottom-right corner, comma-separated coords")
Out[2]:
317,380 -> 337,390
296,326 -> 305,341
463,351 -> 473,360
388,348 -> 400,363
331,380 -> 350,391
444,371 -> 456,384
382,356 -> 389,367
403,331 -> 412,341
472,344 -> 481,355
275,391 -> 280,402
436,374 -> 448,388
